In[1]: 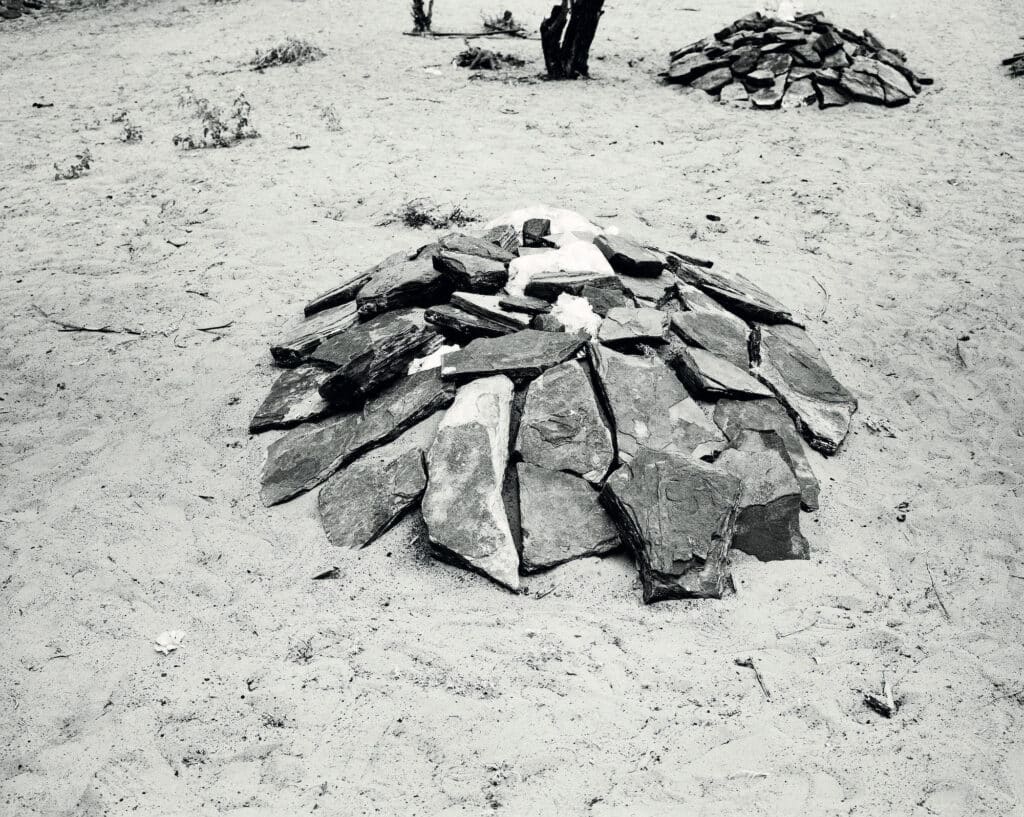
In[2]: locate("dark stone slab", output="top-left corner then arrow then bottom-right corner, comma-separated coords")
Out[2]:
758,52 -> 793,76
312,309 -> 442,407
531,313 -> 566,333
441,329 -> 585,384
589,343 -> 726,463
303,248 -> 421,317
716,430 -> 810,561
438,232 -> 515,263
719,82 -> 750,106
668,257 -> 799,325
422,375 -> 520,591
261,370 -> 456,506
524,270 -> 623,301
594,234 -> 666,277
782,78 -> 817,108
480,224 -> 521,254
671,283 -> 751,369
425,304 -> 518,341
450,292 -> 531,330
751,323 -> 857,455
713,397 -> 820,511
270,302 -> 359,367
356,256 -> 453,319
692,66 -> 734,94
750,81 -> 787,109
601,448 -> 739,602
838,65 -> 886,105
619,272 -> 676,308
819,48 -> 851,70
791,42 -> 823,67
667,52 -> 730,83
812,67 -> 841,85
816,81 -> 849,108
317,415 -> 439,549
498,294 -> 552,316
579,284 -> 633,317
518,463 -> 620,572
250,365 -> 332,434
744,69 -> 776,88
598,307 -> 668,348
523,218 -> 552,248
854,58 -> 915,106
670,36 -> 714,62
729,45 -> 762,75
663,341 -> 771,399
516,359 -> 614,484
433,251 -> 509,294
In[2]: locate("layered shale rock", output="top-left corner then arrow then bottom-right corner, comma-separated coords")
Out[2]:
254,207 -> 856,602
665,11 -> 932,110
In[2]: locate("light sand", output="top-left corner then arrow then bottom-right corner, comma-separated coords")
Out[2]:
1,0 -> 1023,814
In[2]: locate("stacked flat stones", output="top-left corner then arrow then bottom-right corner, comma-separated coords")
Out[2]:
253,213 -> 857,603
666,10 -> 932,109
1004,48 -> 1024,78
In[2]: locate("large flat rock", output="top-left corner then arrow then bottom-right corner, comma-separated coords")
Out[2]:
663,342 -> 773,399
713,397 -> 820,511
601,449 -> 739,602
433,251 -> 509,294
515,360 -> 614,484
518,463 -> 620,572
422,375 -> 520,591
751,323 -> 857,455
425,304 -> 519,341
261,370 -> 456,506
668,257 -> 799,325
450,292 -> 531,330
589,344 -> 726,463
524,270 -> 623,301
598,307 -> 668,348
250,365 -> 333,433
312,309 -> 442,407
318,415 -> 440,549
716,430 -> 809,561
270,301 -> 359,367
594,234 -> 665,277
438,232 -> 516,263
440,329 -> 586,384
303,247 -> 418,317
355,256 -> 453,319
672,283 -> 752,369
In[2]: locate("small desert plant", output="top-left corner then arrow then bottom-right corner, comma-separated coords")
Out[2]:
54,149 -> 92,181
251,37 -> 324,70
120,121 -> 143,142
315,103 -> 343,132
172,88 -> 258,150
456,45 -> 526,70
482,10 -> 527,37
391,198 -> 477,230
411,0 -> 434,32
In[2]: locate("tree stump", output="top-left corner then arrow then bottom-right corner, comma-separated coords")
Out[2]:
411,0 -> 434,33
541,0 -> 605,79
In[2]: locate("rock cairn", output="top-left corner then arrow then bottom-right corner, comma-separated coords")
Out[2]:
665,10 -> 932,109
254,207 -> 857,603
1003,47 -> 1024,78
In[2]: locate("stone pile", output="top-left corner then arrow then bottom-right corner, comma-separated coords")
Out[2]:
253,207 -> 857,603
665,10 -> 932,109
1004,48 -> 1024,78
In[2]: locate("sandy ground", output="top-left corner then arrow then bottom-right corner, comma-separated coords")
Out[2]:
1,0 -> 1023,814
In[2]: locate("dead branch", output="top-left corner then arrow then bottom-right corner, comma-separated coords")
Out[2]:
32,304 -> 142,335
735,657 -> 771,700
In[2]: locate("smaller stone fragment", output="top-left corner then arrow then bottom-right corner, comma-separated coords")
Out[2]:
250,365 -> 332,433
499,294 -> 552,316
355,256 -> 453,319
524,269 -> 623,301
671,283 -> 751,369
433,251 -> 509,294
531,313 -> 566,333
782,78 -> 817,108
715,430 -> 809,561
815,81 -> 849,108
619,272 -> 677,308
692,66 -> 734,94
668,257 -> 799,325
441,329 -> 586,384
480,224 -> 521,254
750,81 -> 786,109
744,69 -> 776,88
667,52 -> 729,83
523,218 -> 552,248
598,306 -> 668,348
594,234 -> 666,277
579,284 -> 633,317
518,463 -> 620,572
425,304 -> 518,341
450,292 -> 531,330
719,82 -> 750,106
270,301 -> 359,367
438,232 -> 516,263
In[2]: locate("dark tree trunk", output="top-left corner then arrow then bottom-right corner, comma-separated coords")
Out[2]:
411,0 -> 434,33
540,0 -> 605,79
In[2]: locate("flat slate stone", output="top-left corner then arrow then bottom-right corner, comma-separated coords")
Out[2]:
303,248 -> 417,317
250,365 -> 332,433
531,314 -> 565,333
450,292 -> 531,330
595,234 -> 666,277
515,360 -> 614,484
441,329 -> 586,384
589,343 -> 726,463
719,82 -> 750,106
782,77 -> 817,108
716,430 -> 809,561
816,81 -> 849,108
523,218 -> 552,248
312,309 -> 442,407
672,283 -> 751,369
518,463 -> 620,572
270,301 -> 359,367
425,304 -> 518,341
713,396 -> 819,511
744,69 -> 776,88
480,224 -> 520,254
356,256 -> 453,319
665,343 -> 772,399
422,375 -> 520,591
751,323 -> 857,455
619,271 -> 677,307
317,415 -> 440,549
579,284 -> 633,317
433,251 -> 509,294
598,306 -> 668,348
601,448 -> 739,602
838,67 -> 886,104
498,294 -> 551,316
261,369 -> 456,506
524,270 -> 623,301
750,82 -> 786,109
668,257 -> 799,325
438,232 -> 516,263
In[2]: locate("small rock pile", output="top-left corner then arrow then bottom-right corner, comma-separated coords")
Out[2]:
1003,47 -> 1024,78
666,10 -> 932,109
254,207 -> 857,603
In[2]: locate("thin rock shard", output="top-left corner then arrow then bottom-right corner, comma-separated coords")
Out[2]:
441,329 -> 586,384
250,365 -> 333,433
422,375 -> 520,591
270,301 -> 359,367
668,257 -> 799,326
